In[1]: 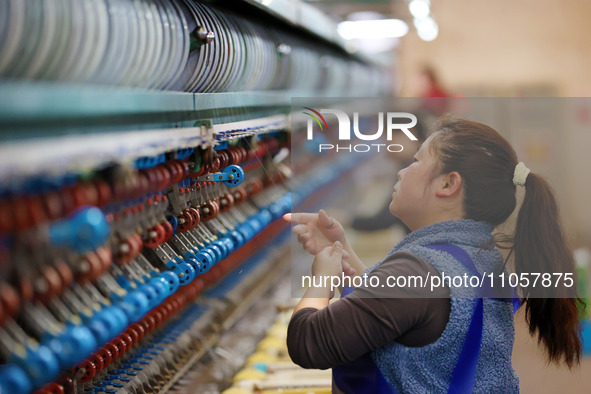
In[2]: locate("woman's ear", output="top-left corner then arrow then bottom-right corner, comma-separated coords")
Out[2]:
435,171 -> 462,197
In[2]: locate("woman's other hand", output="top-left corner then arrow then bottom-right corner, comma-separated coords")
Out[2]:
312,241 -> 345,278
312,241 -> 345,299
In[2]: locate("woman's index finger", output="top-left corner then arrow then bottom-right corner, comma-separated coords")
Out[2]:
283,212 -> 317,224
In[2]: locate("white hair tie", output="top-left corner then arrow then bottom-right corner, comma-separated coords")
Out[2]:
513,162 -> 530,187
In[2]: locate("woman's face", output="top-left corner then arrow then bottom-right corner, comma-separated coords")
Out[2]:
389,137 -> 439,230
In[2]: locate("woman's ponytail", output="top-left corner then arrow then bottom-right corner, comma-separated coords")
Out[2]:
431,116 -> 583,368
514,172 -> 582,368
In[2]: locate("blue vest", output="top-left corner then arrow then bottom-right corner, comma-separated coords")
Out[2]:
334,220 -> 520,393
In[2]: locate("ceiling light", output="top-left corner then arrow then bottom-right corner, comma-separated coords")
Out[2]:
414,17 -> 438,41
337,19 -> 409,40
409,0 -> 430,19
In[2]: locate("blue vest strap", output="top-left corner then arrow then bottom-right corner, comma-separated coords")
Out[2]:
425,244 -> 519,394
426,244 -> 483,394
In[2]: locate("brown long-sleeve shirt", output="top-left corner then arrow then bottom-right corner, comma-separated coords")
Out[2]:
287,252 -> 451,372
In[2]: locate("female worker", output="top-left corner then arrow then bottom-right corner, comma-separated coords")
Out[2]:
285,117 -> 582,393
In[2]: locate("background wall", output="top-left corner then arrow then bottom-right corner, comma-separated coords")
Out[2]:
397,0 -> 591,97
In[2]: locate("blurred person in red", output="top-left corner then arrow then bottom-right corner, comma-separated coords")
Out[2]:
417,65 -> 449,97
417,65 -> 450,115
